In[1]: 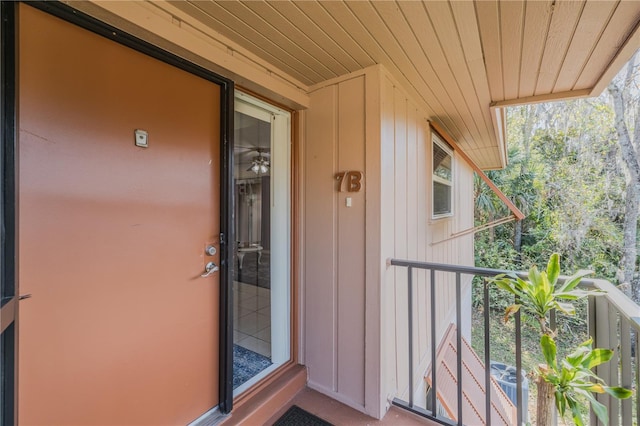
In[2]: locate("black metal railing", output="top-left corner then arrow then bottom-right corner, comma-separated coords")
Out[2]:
389,259 -> 640,426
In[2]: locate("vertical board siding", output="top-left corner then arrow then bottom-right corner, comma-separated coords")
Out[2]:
304,66 -> 474,417
406,103 -> 421,379
337,77 -> 366,405
379,71 -> 475,405
380,72 -> 398,406
416,121 -> 429,366
304,85 -> 338,392
305,76 -> 366,408
393,85 -> 409,398
364,65 -> 383,419
455,157 -> 476,339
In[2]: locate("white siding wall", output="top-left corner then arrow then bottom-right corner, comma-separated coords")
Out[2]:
304,65 -> 474,419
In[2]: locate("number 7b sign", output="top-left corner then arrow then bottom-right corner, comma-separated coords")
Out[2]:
335,171 -> 363,192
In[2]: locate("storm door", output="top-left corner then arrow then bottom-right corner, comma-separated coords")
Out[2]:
232,93 -> 291,394
0,1 -> 18,423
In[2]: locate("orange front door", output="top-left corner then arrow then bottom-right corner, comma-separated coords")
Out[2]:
18,4 -> 221,425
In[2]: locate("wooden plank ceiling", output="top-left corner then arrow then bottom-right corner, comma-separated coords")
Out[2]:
167,1 -> 640,169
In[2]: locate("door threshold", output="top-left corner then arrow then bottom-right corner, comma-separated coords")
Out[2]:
223,364 -> 306,425
189,407 -> 228,426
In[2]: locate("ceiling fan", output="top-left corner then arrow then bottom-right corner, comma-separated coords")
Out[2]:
237,147 -> 270,174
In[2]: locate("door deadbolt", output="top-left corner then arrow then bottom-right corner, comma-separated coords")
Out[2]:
205,245 -> 217,256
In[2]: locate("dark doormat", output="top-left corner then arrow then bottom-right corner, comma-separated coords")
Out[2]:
272,405 -> 333,426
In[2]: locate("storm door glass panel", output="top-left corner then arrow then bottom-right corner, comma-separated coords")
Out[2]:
232,93 -> 290,395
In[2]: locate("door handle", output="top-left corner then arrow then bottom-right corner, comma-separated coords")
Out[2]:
201,262 -> 219,277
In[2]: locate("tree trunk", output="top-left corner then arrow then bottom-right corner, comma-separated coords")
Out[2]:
514,220 -> 522,252
488,212 -> 495,243
622,181 -> 639,300
512,106 -> 534,263
609,84 -> 640,183
536,377 -> 555,426
610,78 -> 640,303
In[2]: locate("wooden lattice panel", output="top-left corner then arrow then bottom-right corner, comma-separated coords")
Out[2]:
425,324 -> 517,426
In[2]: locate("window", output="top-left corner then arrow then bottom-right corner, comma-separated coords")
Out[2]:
432,134 -> 454,218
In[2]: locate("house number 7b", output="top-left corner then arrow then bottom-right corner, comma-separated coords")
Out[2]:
335,171 -> 363,192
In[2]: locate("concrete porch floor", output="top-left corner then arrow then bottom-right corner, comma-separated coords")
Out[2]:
266,387 -> 439,426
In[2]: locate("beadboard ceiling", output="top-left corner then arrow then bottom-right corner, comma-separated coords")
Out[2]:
165,1 -> 640,169
80,1 -> 640,169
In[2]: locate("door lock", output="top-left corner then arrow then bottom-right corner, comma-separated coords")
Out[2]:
201,261 -> 219,277
205,245 -> 217,256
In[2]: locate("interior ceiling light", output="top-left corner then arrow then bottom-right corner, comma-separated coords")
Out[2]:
249,155 -> 269,174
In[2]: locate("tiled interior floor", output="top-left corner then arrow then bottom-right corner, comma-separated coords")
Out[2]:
233,281 -> 271,358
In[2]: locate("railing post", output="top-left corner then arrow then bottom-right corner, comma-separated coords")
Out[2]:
607,304 -> 619,425
483,278 -> 491,426
430,269 -> 437,416
408,266 -> 413,408
594,296 -> 612,425
636,329 -> 640,426
515,297 -> 523,426
588,295 -> 597,426
455,273 -> 462,426
620,317 -> 632,425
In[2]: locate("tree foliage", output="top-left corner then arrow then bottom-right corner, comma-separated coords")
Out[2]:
475,94 -> 627,288
473,64 -> 640,423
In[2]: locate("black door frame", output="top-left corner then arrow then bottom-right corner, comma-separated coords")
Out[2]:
0,2 -> 18,423
0,2 -> 237,422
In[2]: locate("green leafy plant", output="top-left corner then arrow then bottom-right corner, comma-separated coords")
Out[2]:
489,253 -> 631,425
539,336 -> 632,425
491,253 -> 593,336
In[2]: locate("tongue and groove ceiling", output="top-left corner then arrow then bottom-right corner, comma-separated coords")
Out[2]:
84,1 -> 640,169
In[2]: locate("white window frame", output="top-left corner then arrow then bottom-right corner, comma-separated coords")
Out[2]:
432,133 -> 454,219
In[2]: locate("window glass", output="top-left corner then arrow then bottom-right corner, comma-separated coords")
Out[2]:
432,135 -> 453,218
433,181 -> 452,216
433,143 -> 452,181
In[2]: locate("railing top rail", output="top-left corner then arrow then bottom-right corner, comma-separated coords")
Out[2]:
389,258 -> 509,277
388,258 -> 640,331
590,278 -> 640,329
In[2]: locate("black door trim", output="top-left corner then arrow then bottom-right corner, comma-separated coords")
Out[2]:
3,1 -> 236,419
0,2 -> 18,422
